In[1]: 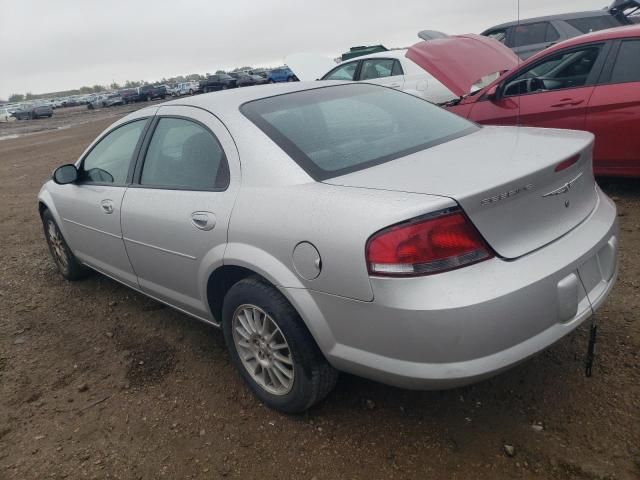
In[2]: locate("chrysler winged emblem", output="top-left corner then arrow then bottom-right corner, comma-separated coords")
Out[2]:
542,173 -> 583,198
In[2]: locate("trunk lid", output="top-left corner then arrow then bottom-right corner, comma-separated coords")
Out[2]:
406,34 -> 519,98
324,126 -> 598,259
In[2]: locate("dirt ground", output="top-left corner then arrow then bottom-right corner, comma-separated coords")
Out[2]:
0,108 -> 638,480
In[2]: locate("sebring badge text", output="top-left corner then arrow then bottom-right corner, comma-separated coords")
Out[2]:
481,183 -> 535,206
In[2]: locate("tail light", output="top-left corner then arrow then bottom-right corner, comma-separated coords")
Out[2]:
366,209 -> 493,277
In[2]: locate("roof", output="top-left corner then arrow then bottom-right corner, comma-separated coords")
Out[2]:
483,10 -> 612,32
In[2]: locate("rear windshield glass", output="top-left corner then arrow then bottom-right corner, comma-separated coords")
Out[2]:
566,15 -> 623,33
241,84 -> 478,180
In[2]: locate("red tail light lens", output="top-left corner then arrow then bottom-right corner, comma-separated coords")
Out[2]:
366,209 -> 493,277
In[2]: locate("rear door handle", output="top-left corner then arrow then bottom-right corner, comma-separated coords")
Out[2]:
100,199 -> 114,214
191,211 -> 216,231
551,99 -> 584,107
388,83 -> 402,88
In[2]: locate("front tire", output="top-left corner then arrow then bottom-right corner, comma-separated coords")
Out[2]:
42,210 -> 91,281
222,277 -> 338,413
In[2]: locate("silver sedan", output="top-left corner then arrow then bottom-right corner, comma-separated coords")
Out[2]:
38,82 -> 618,412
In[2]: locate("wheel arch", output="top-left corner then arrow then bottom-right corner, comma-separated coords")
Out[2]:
37,192 -> 73,248
203,249 -> 336,356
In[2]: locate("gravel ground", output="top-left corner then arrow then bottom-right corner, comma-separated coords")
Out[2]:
0,108 -> 638,479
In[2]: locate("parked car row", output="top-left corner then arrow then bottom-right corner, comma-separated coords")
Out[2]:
286,4 -> 640,178
11,102 -> 53,120
1,66 -> 299,122
414,26 -> 640,178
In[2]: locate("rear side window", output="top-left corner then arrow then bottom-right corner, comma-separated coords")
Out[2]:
360,59 -> 396,80
566,16 -> 622,33
140,118 -> 229,190
81,119 -> 146,184
241,84 -> 477,180
512,22 -> 559,47
610,40 -> 640,83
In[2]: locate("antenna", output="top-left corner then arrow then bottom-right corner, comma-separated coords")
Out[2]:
516,0 -> 522,128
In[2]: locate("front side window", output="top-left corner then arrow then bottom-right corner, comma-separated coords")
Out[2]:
503,45 -> 603,96
140,117 -> 229,190
609,40 -> 640,84
241,84 -> 477,180
81,119 -> 146,184
323,62 -> 358,81
359,59 -> 397,80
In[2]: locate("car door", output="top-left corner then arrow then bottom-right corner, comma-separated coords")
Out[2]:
49,110 -> 153,287
585,38 -> 640,176
469,43 -> 609,131
121,105 -> 240,320
358,58 -> 405,91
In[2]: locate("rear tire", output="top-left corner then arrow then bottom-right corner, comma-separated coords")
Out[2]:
42,209 -> 91,281
222,276 -> 338,413
189,89 -> 194,95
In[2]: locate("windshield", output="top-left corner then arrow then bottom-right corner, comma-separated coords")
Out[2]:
241,84 -> 478,180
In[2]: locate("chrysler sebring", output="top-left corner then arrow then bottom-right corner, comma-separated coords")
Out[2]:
38,82 -> 618,412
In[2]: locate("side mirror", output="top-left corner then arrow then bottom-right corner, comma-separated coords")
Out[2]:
485,84 -> 500,100
53,164 -> 78,185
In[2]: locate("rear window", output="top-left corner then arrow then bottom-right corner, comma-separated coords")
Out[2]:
566,15 -> 622,33
241,84 -> 478,180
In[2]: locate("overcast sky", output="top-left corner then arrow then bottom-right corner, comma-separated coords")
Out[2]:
0,0 -> 611,99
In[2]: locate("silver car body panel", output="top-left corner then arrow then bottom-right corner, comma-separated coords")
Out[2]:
38,83 -> 618,389
286,187 -> 617,388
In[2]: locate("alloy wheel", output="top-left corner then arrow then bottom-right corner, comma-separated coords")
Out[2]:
232,304 -> 295,395
47,220 -> 68,270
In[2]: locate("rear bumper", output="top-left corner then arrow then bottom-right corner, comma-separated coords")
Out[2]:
287,186 -> 618,389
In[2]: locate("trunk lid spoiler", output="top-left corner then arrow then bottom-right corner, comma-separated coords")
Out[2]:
406,33 -> 519,98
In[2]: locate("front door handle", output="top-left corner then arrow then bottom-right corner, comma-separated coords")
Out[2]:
100,199 -> 114,214
191,211 -> 216,231
551,99 -> 584,108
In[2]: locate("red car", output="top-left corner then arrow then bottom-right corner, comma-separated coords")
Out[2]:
408,26 -> 640,177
